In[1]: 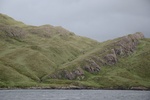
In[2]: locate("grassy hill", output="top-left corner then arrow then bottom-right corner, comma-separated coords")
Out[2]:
0,13 -> 150,89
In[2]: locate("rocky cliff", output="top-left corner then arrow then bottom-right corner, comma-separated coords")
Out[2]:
49,32 -> 144,80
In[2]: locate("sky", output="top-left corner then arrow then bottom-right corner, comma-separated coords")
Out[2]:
0,0 -> 150,41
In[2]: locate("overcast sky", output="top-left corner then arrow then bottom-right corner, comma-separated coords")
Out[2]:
0,0 -> 150,41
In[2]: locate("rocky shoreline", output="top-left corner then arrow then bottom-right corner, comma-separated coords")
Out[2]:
0,86 -> 149,91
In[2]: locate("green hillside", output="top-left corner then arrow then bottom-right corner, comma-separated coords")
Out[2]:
0,13 -> 150,89
0,13 -> 25,27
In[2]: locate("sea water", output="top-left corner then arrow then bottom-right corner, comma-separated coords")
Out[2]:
0,89 -> 150,100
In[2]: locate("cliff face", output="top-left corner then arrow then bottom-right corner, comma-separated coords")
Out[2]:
50,32 -> 145,80
104,32 -> 144,65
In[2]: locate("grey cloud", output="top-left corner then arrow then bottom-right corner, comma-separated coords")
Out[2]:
0,0 -> 150,41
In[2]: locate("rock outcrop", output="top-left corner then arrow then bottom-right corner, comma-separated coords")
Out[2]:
50,68 -> 84,80
27,25 -> 74,38
49,32 -> 144,80
114,32 -> 144,56
0,25 -> 27,38
104,49 -> 117,65
83,59 -> 100,73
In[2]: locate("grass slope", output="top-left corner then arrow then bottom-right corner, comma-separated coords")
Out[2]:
0,13 -> 25,27
0,13 -> 149,89
0,14 -> 99,88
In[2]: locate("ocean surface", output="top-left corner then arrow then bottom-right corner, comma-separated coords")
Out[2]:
0,89 -> 150,100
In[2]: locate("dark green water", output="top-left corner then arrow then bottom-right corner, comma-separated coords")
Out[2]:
0,90 -> 149,100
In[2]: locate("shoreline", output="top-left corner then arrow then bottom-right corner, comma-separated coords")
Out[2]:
0,86 -> 149,91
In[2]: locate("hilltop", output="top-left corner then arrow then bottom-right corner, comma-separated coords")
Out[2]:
0,13 -> 150,89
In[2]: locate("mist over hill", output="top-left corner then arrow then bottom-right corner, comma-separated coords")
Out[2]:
0,13 -> 150,89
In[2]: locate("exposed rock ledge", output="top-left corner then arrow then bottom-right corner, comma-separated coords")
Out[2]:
50,32 -> 144,80
130,87 -> 148,90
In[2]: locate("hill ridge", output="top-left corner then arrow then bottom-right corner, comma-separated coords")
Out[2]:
0,13 -> 149,89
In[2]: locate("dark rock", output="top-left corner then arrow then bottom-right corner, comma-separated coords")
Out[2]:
63,70 -> 76,80
50,68 -> 84,80
63,68 -> 84,80
91,56 -> 106,66
114,47 -> 123,55
83,60 -> 100,73
74,68 -> 84,76
104,49 -> 117,65
104,54 -> 117,65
